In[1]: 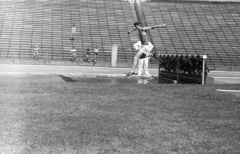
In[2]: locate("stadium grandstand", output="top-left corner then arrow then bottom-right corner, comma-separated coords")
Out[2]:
0,0 -> 239,69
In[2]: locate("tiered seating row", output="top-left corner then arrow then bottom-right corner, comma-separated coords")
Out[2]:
0,0 -> 138,63
141,1 -> 240,66
1,0 -> 239,67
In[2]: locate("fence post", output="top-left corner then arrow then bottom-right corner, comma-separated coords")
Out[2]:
158,55 -> 161,84
111,44 -> 118,67
202,55 -> 207,85
77,50 -> 81,65
176,57 -> 179,84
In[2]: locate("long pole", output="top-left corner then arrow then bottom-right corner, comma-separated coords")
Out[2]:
158,56 -> 161,84
202,59 -> 205,85
176,57 -> 179,84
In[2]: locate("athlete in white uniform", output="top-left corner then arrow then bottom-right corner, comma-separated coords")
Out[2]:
134,41 -> 153,76
126,21 -> 166,76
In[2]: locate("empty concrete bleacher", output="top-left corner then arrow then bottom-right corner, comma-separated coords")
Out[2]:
0,0 -> 138,64
140,1 -> 240,67
0,0 -> 239,68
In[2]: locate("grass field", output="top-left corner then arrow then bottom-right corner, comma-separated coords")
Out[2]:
0,75 -> 240,154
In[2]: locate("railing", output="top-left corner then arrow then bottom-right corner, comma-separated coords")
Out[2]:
158,54 -> 209,85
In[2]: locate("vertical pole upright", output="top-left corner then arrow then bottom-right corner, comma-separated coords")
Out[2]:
111,44 -> 118,67
202,55 -> 207,85
158,55 -> 161,84
78,50 -> 81,65
202,59 -> 205,85
176,57 -> 179,84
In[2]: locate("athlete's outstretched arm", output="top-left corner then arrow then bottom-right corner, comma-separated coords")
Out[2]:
128,27 -> 137,34
151,24 -> 166,29
142,24 -> 167,30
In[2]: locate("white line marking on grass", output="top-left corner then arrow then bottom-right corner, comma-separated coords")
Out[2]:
216,89 -> 240,92
211,71 -> 240,73
214,77 -> 240,79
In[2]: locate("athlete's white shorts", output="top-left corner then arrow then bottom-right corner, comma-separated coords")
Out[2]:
133,41 -> 153,57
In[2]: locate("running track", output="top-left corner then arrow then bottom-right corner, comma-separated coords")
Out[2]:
0,64 -> 239,84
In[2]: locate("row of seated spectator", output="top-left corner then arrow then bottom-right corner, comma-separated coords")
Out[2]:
71,45 -> 99,65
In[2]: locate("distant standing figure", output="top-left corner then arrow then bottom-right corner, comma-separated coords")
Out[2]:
84,46 -> 91,63
93,46 -> 99,65
70,46 -> 77,62
71,25 -> 76,40
33,45 -> 39,60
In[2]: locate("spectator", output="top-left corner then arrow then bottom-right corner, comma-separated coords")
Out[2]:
93,46 -> 99,65
70,46 -> 77,62
33,45 -> 39,60
126,21 -> 166,76
84,46 -> 91,63
71,25 -> 76,40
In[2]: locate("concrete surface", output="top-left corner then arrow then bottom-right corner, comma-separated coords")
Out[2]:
0,64 -> 158,78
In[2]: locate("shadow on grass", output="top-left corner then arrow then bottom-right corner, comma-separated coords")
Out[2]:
60,75 -> 76,82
